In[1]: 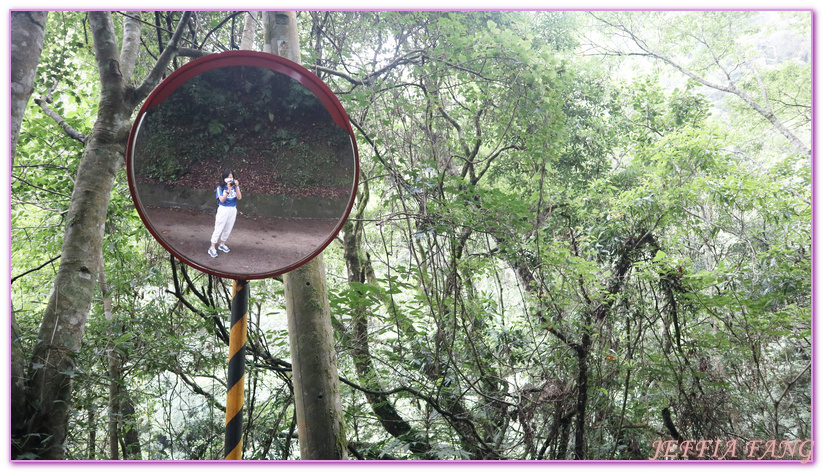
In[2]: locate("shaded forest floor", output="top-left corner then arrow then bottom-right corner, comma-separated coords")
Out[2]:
137,139 -> 352,200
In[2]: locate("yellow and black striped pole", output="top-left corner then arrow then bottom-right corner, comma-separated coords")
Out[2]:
224,279 -> 248,460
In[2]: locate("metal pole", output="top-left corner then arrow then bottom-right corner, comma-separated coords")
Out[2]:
224,279 -> 248,460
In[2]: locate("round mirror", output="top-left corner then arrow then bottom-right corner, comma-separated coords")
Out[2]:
126,51 -> 358,279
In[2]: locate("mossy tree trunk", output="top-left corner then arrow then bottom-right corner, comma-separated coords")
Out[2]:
13,11 -> 192,459
10,11 -> 47,164
341,186 -> 432,457
10,12 -> 48,449
284,259 -> 347,460
266,11 -> 348,460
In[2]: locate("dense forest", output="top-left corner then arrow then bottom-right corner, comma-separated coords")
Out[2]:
9,11 -> 812,461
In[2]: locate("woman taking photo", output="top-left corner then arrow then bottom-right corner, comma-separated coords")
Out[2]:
209,169 -> 242,258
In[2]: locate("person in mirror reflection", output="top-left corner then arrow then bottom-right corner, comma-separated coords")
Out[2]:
208,169 -> 242,258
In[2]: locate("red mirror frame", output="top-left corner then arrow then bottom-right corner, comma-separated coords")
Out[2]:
126,50 -> 359,279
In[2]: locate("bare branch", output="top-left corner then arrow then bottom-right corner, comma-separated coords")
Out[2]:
88,12 -> 121,87
33,97 -> 88,145
239,11 -> 258,50
176,47 -> 210,58
775,362 -> 811,408
177,370 -> 226,412
312,49 -> 423,86
115,11 -> 195,49
197,11 -> 246,50
436,105 -> 472,159
11,255 -> 61,285
312,64 -> 370,85
12,174 -> 72,199
475,144 -> 524,183
475,98 -> 523,183
587,11 -> 811,158
132,11 -> 194,105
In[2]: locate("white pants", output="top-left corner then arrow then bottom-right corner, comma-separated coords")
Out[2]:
211,205 -> 237,244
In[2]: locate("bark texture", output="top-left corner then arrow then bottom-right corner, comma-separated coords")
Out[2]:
10,11 -> 47,163
269,10 -> 346,459
10,16 -> 51,430
263,11 -> 301,63
284,257 -> 347,460
14,11 -> 191,460
240,11 -> 258,50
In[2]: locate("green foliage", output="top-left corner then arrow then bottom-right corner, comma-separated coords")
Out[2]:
135,65 -> 351,188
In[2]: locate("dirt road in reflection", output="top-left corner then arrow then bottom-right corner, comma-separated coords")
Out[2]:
143,206 -> 339,277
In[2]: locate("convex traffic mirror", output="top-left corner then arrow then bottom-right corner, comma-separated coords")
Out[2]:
127,51 -> 358,279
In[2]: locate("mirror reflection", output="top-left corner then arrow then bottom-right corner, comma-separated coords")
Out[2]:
130,64 -> 356,277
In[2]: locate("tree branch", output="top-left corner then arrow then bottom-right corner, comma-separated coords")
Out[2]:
89,12 -> 122,87
12,174 -> 71,199
132,11 -> 193,105
475,144 -> 524,184
775,361 -> 811,408
474,98 -> 522,183
119,11 -> 142,83
588,12 -> 811,158
435,105 -> 473,160
33,88 -> 88,144
11,255 -> 60,285
177,370 -> 225,412
176,47 -> 210,58
239,11 -> 258,50
336,375 -> 497,457
312,49 -> 423,86
197,11 -> 246,50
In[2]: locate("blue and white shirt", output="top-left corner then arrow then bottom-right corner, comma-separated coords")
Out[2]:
216,185 -> 238,207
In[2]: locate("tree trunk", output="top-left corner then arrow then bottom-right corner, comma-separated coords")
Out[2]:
102,262 -> 121,460
10,12 -> 47,455
239,11 -> 257,50
342,217 -> 432,457
20,12 -> 129,455
108,338 -> 122,460
284,258 -> 347,459
10,11 -> 47,164
263,11 -> 301,62
14,11 -> 191,459
573,335 -> 590,460
10,315 -> 29,458
87,405 -> 97,459
121,395 -> 142,459
265,10 -> 346,460
22,95 -> 127,458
